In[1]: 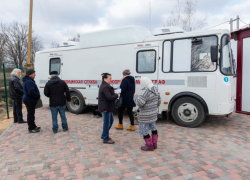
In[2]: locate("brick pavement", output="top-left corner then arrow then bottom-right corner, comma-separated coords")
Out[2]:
0,107 -> 250,180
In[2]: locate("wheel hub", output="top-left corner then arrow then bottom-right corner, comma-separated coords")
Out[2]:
184,109 -> 191,116
177,103 -> 198,122
70,96 -> 80,110
73,99 -> 79,105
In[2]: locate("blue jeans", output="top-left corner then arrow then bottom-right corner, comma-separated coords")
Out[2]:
50,106 -> 68,132
101,112 -> 114,142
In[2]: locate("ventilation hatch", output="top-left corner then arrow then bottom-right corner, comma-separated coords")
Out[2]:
153,26 -> 185,36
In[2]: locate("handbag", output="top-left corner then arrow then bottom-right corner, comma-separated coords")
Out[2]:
24,81 -> 43,109
35,98 -> 43,109
116,95 -> 123,107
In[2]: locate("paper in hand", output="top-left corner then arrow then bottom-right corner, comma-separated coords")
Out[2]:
115,89 -> 121,94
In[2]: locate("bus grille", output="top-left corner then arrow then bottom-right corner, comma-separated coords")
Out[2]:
187,76 -> 207,88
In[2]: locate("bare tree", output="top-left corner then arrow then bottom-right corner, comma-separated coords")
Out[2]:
164,0 -> 207,31
31,35 -> 43,63
0,21 -> 43,67
0,33 -> 5,66
50,41 -> 59,48
68,33 -> 80,42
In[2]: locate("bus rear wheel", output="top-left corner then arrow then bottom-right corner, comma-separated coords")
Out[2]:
66,92 -> 87,114
171,97 -> 205,127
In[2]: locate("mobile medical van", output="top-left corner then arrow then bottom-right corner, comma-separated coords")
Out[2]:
35,26 -> 236,127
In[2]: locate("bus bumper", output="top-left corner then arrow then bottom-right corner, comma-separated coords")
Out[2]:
218,102 -> 235,115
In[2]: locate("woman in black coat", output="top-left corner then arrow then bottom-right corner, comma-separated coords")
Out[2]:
98,73 -> 118,144
115,69 -> 136,131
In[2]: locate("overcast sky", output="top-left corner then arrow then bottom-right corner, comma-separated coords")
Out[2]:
0,0 -> 249,48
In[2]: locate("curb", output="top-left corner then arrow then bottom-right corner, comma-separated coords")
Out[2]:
0,123 -> 14,139
0,110 -> 27,139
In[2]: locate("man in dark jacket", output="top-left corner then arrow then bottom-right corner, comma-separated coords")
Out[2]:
98,73 -> 118,144
9,68 -> 26,123
44,71 -> 71,133
23,69 -> 41,133
115,69 -> 136,131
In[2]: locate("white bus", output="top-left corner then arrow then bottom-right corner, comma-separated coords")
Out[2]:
35,26 -> 236,127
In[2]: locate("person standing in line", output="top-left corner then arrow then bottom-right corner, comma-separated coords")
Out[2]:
44,71 -> 71,134
22,69 -> 41,133
134,77 -> 161,151
98,73 -> 118,144
115,69 -> 136,131
9,68 -> 26,123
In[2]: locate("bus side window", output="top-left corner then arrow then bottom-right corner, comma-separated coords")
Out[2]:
163,41 -> 171,72
136,50 -> 156,73
172,36 -> 218,72
173,39 -> 192,72
50,58 -> 61,75
191,36 -> 217,72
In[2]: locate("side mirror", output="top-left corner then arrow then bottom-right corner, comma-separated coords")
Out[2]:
233,58 -> 237,78
211,46 -> 218,62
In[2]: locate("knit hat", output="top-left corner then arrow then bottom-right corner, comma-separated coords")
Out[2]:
50,71 -> 58,75
26,69 -> 35,76
141,77 -> 154,89
123,69 -> 131,76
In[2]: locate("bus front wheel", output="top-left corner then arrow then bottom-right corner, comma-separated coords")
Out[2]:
171,97 -> 206,127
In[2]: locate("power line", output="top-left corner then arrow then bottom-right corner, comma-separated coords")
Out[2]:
37,0 -> 53,31
41,0 -> 55,30
149,0 -> 151,32
44,0 -> 56,29
204,20 -> 230,30
46,0 -> 56,26
240,19 -> 249,25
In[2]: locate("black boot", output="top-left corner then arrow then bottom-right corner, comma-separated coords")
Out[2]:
29,129 -> 40,133
18,120 -> 27,124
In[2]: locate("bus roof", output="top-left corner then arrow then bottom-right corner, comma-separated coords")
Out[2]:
79,25 -> 152,48
144,29 -> 230,42
38,26 -> 229,53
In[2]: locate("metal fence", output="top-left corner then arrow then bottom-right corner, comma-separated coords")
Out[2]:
0,63 -> 25,121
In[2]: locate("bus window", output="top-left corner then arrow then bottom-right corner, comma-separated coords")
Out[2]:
173,39 -> 192,72
163,41 -> 171,72
137,50 -> 156,73
50,58 -> 61,75
173,36 -> 217,72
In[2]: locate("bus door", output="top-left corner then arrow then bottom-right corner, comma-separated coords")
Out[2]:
134,47 -> 159,92
39,55 -> 63,105
49,56 -> 63,79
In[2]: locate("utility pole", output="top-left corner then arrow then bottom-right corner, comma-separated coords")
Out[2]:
230,18 -> 233,32
25,0 -> 34,70
236,15 -> 239,31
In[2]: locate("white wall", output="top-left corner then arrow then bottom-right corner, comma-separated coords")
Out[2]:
242,37 -> 250,112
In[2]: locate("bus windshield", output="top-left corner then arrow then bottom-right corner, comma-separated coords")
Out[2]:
221,35 -> 234,75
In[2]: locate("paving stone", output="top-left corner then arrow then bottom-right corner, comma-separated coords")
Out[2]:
0,108 -> 249,179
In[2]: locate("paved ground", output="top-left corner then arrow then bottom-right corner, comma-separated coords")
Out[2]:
0,107 -> 250,180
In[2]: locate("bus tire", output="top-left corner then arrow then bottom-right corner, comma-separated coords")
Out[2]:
67,92 -> 87,114
171,97 -> 206,127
